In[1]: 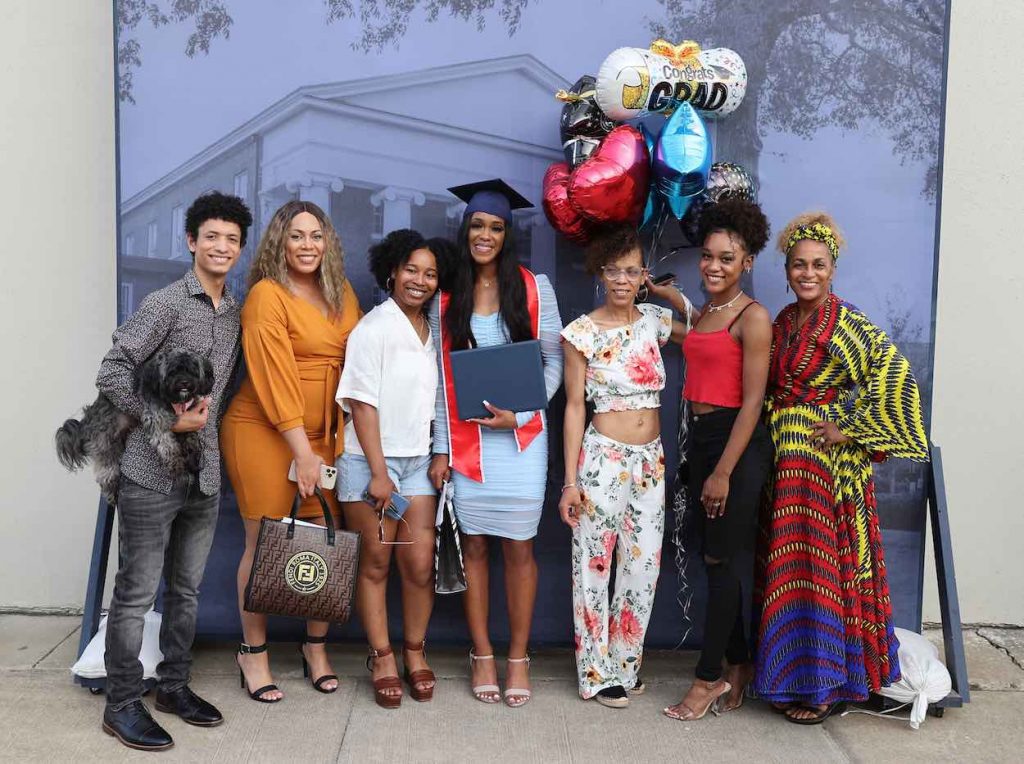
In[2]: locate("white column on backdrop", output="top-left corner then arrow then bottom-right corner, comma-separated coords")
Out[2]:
370,186 -> 426,235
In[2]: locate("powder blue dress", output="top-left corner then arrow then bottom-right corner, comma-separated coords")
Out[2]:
429,275 -> 563,540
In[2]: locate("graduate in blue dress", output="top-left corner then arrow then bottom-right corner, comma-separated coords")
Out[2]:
428,179 -> 563,708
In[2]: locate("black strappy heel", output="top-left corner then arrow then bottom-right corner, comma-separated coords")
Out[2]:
237,642 -> 282,703
299,634 -> 339,694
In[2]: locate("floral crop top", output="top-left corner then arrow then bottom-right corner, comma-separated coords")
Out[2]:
560,303 -> 672,413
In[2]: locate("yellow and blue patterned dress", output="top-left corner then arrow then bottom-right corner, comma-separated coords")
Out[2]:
753,294 -> 928,704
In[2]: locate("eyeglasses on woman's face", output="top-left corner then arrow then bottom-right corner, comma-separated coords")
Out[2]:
601,265 -> 645,282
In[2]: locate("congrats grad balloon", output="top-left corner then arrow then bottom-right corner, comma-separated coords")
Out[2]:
595,41 -> 747,122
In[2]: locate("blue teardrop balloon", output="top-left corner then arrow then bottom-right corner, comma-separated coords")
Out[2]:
652,103 -> 713,219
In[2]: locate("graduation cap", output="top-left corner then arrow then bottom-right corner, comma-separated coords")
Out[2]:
447,178 -> 533,223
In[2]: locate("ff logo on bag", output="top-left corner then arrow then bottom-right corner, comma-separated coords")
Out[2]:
284,551 -> 328,595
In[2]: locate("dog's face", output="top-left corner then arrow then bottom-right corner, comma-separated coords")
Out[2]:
140,349 -> 215,406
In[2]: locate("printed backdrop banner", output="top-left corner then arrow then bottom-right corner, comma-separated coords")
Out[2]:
115,0 -> 949,646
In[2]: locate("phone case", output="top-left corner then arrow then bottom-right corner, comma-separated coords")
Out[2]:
362,488 -> 409,520
287,461 -> 338,490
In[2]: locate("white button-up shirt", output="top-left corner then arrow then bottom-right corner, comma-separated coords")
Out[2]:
336,297 -> 437,457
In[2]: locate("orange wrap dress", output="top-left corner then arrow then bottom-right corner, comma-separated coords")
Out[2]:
222,278 -> 361,520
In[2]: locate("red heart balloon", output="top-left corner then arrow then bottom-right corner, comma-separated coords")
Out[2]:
542,162 -> 592,244
568,125 -> 650,225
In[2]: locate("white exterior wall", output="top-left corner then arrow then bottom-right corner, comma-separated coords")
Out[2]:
922,0 -> 1024,624
0,0 -> 1021,625
0,1 -> 116,609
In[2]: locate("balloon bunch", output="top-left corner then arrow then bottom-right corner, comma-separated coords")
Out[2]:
542,39 -> 758,245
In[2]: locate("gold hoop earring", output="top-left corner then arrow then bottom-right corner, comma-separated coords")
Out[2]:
636,285 -> 649,302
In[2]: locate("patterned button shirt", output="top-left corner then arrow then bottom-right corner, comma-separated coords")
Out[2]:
96,269 -> 241,496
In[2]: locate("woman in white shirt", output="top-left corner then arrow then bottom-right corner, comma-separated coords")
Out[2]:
335,229 -> 453,709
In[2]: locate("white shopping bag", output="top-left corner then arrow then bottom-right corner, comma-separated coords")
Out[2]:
71,609 -> 164,680
877,627 -> 953,729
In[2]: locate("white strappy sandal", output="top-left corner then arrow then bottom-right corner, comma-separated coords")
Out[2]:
504,655 -> 532,708
469,650 -> 500,704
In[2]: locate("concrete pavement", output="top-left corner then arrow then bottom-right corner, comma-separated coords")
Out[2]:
1,614 -> 1022,762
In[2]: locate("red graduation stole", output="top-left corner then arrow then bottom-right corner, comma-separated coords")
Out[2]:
439,266 -> 544,483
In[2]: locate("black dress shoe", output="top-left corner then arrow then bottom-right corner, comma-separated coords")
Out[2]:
102,700 -> 174,751
155,685 -> 224,727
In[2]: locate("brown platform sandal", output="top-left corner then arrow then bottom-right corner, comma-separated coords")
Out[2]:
366,645 -> 402,709
402,640 -> 436,702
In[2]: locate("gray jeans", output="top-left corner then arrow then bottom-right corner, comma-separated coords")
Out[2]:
104,476 -> 219,708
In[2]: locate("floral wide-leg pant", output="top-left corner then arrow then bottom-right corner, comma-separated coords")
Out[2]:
572,424 -> 665,698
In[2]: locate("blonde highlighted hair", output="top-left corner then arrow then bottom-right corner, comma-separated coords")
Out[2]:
776,211 -> 846,259
247,200 -> 348,313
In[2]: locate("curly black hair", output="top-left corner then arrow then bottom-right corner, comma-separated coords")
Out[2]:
184,191 -> 253,249
368,229 -> 456,292
696,198 -> 770,256
584,225 -> 642,275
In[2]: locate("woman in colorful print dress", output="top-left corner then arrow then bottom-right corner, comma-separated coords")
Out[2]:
754,212 -> 929,724
559,226 -> 674,709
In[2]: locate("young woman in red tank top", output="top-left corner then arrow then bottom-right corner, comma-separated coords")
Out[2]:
646,199 -> 774,721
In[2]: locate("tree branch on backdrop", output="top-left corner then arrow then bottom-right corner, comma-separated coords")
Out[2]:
651,0 -> 945,196
117,0 -> 233,104
117,0 -> 526,103
324,0 -> 530,52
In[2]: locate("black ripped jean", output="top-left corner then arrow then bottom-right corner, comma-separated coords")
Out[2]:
687,408 -> 772,682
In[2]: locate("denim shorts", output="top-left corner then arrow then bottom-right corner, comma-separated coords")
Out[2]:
336,452 -> 436,502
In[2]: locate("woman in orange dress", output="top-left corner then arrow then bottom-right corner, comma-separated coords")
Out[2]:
221,200 -> 361,702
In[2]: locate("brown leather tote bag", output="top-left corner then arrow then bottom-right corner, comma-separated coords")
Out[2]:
244,487 -> 360,624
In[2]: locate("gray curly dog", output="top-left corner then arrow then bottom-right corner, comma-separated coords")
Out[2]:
55,348 -> 214,505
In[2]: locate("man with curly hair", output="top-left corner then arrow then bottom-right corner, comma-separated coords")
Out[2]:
95,191 -> 252,751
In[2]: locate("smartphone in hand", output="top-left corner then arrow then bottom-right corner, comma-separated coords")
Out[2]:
651,272 -> 676,285
287,461 -> 338,490
362,488 -> 410,521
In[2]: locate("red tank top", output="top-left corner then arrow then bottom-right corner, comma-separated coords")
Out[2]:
682,302 -> 755,408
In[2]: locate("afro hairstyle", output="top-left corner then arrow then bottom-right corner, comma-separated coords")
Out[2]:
696,198 -> 770,256
368,229 -> 458,292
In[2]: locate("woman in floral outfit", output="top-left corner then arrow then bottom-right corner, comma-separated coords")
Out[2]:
559,226 -> 679,708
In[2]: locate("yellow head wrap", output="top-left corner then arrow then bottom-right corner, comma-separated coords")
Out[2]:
786,222 -> 839,260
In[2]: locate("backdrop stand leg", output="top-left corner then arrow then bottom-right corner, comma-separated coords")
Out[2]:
75,496 -> 115,691
928,443 -> 968,711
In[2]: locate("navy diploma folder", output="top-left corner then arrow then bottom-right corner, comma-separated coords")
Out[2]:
448,340 -> 547,420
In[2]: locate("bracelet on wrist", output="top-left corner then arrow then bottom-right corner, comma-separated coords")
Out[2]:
561,484 -> 577,492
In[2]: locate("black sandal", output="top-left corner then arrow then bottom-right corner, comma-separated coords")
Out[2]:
237,642 -> 282,703
299,635 -> 339,694
784,701 -> 846,725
